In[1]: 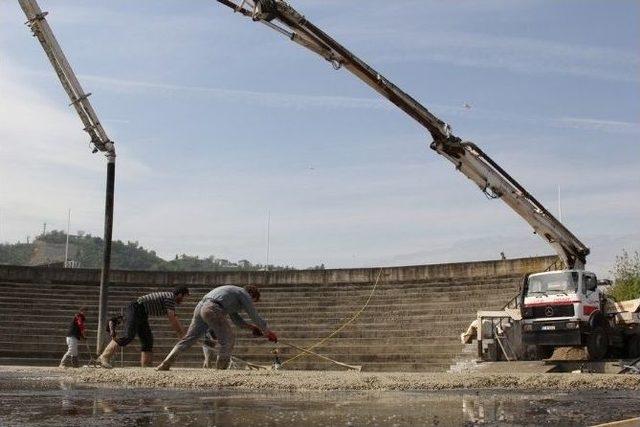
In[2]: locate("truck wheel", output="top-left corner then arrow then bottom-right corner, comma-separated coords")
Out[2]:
585,326 -> 607,360
627,335 -> 640,359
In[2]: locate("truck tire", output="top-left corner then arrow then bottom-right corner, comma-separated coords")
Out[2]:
585,326 -> 607,360
627,335 -> 640,359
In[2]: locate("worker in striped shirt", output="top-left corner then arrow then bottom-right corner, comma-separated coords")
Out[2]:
97,286 -> 189,368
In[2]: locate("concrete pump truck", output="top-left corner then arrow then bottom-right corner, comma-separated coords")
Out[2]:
216,0 -> 640,361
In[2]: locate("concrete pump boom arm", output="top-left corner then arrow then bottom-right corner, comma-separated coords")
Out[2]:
217,0 -> 589,269
18,0 -> 115,160
19,0 -> 117,355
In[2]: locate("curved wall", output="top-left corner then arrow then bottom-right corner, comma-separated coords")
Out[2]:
0,255 -> 556,287
0,255 -> 556,371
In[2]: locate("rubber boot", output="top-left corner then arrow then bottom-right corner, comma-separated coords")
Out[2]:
97,340 -> 120,369
59,353 -> 72,368
156,347 -> 182,371
141,351 -> 153,367
202,345 -> 215,369
216,356 -> 230,370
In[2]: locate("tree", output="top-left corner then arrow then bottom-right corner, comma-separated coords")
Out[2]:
609,250 -> 640,301
0,229 -> 298,272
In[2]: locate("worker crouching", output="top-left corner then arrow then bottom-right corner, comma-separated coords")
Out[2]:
97,287 -> 189,368
157,284 -> 277,371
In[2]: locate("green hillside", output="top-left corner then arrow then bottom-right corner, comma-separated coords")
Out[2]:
0,230 -> 301,271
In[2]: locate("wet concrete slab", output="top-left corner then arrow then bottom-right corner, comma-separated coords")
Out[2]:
2,369 -> 640,426
55,366 -> 640,392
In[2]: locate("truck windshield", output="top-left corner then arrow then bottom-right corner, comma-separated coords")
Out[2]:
526,272 -> 579,295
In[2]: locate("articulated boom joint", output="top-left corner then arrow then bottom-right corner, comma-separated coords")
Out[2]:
24,10 -> 48,25
429,135 -> 465,158
250,0 -> 277,21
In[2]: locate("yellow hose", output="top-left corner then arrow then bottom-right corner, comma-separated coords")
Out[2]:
281,268 -> 383,366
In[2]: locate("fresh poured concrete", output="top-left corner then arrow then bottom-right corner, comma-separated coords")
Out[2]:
4,366 -> 640,392
1,367 -> 640,427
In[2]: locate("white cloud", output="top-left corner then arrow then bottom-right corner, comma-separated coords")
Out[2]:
365,30 -> 640,83
0,60 -> 152,243
74,72 -> 640,140
82,73 -> 389,111
553,118 -> 640,134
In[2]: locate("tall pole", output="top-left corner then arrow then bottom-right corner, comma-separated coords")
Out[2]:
558,185 -> 562,223
96,156 -> 115,354
265,210 -> 270,271
64,209 -> 70,267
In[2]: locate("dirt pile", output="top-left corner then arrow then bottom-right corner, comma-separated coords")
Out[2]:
549,346 -> 588,361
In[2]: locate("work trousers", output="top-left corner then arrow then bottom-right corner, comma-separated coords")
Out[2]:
115,302 -> 153,351
60,336 -> 79,366
64,336 -> 79,357
173,300 -> 235,360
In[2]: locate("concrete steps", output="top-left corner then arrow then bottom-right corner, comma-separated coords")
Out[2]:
0,279 -> 517,295
0,357 -> 450,372
0,259 -> 539,371
0,305 -> 512,322
0,288 -> 518,305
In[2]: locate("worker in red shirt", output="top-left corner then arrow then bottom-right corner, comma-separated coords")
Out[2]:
59,307 -> 87,368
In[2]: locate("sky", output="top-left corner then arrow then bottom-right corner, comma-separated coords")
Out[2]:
0,0 -> 638,278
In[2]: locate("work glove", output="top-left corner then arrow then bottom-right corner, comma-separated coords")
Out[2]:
266,330 -> 278,343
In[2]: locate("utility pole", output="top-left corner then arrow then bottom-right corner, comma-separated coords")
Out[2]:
558,185 -> 562,223
42,222 -> 47,236
64,209 -> 71,267
265,210 -> 271,271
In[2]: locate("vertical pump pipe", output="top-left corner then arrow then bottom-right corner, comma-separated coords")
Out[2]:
97,153 -> 116,354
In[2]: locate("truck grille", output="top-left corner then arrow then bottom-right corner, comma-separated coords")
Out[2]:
524,304 -> 575,319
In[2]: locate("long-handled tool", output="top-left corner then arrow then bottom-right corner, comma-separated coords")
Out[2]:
82,340 -> 100,368
280,340 -> 362,371
230,355 -> 270,370
615,357 -> 640,374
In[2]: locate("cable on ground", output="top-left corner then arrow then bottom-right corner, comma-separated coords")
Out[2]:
281,267 -> 384,367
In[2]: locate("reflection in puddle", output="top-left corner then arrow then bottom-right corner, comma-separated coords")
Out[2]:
0,375 -> 639,426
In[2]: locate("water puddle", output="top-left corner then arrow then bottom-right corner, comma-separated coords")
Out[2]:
1,371 -> 639,426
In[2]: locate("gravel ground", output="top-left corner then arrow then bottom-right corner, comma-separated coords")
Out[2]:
3,366 -> 639,392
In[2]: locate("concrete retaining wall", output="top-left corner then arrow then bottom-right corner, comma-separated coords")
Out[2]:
0,255 -> 557,287
0,255 -> 557,371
